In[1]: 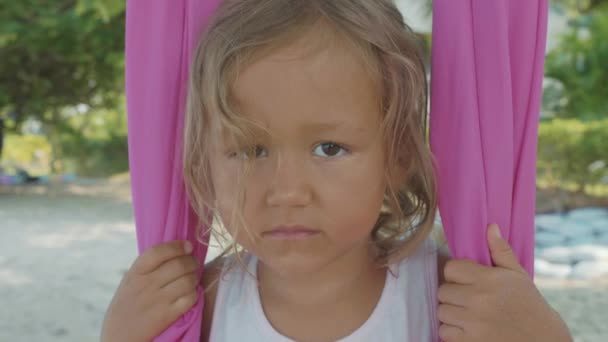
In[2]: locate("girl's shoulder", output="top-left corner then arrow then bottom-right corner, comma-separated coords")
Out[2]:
390,237 -> 446,288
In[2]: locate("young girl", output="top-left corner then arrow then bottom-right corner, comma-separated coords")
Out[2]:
102,1 -> 572,341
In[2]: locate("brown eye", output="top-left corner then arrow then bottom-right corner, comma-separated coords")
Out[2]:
313,142 -> 347,158
253,145 -> 267,158
229,145 -> 267,160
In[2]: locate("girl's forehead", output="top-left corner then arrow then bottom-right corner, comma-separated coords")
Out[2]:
229,38 -> 381,132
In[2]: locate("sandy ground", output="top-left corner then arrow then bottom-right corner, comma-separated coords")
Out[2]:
1,179 -> 607,342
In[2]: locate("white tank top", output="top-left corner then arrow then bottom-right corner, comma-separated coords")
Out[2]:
209,238 -> 439,342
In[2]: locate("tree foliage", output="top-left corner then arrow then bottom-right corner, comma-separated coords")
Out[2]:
552,0 -> 608,14
545,2 -> 608,120
0,0 -> 125,129
0,0 -> 127,175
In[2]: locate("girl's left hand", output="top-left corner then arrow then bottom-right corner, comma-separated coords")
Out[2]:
437,224 -> 573,342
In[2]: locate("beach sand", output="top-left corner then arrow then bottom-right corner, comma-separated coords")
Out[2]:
0,179 -> 606,341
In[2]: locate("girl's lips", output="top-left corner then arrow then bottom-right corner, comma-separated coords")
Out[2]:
263,226 -> 320,240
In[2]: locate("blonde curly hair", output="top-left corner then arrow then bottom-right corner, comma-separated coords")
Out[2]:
183,0 -> 438,268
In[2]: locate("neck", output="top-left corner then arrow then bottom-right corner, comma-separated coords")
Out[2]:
256,245 -> 386,313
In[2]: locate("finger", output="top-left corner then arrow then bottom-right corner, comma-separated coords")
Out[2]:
153,255 -> 200,289
163,273 -> 200,316
161,271 -> 199,297
438,323 -> 465,342
132,240 -> 192,275
437,304 -> 468,328
147,288 -> 199,333
437,283 -> 474,307
170,291 -> 200,318
487,224 -> 525,273
443,259 -> 491,285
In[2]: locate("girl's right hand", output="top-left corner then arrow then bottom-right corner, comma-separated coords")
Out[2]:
100,240 -> 201,342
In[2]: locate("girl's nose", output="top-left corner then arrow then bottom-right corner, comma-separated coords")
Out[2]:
265,153 -> 313,207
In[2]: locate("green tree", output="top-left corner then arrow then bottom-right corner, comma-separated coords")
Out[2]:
552,0 -> 608,14
0,0 -> 125,127
545,3 -> 608,120
0,0 -> 126,173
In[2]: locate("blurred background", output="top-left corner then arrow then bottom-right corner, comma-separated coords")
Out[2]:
0,0 -> 606,341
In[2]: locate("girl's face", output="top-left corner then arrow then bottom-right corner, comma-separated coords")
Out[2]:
210,34 -> 390,276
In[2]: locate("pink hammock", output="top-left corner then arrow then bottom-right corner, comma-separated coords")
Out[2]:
124,1 -> 548,341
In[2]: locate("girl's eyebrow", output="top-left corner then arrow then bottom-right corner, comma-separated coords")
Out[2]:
300,121 -> 366,134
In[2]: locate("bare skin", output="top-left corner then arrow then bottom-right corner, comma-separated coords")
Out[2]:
205,26 -> 396,341
198,18 -> 572,342
105,29 -> 572,342
199,245 -> 446,342
201,234 -> 573,342
101,240 -> 200,342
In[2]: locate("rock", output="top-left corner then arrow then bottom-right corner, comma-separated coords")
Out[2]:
558,220 -> 596,239
591,220 -> 608,233
538,244 -> 608,260
538,246 -> 579,264
539,245 -> 608,264
570,260 -> 608,280
566,207 -> 608,221
597,234 -> 608,245
570,245 -> 608,261
535,230 -> 566,247
564,233 -> 602,246
535,259 -> 571,278
535,214 -> 567,231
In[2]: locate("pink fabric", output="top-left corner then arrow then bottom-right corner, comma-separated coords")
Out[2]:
125,0 -> 548,341
430,0 -> 548,276
125,1 -> 221,341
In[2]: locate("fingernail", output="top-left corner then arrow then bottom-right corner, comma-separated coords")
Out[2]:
184,241 -> 193,254
491,224 -> 502,238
